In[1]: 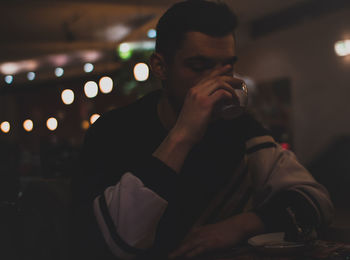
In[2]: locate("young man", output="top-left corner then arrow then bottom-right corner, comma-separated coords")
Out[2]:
73,1 -> 333,259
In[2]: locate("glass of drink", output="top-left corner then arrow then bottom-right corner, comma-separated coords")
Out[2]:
220,81 -> 248,120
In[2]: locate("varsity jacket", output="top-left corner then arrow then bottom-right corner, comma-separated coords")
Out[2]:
73,90 -> 333,260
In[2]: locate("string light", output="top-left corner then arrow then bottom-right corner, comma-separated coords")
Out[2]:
23,119 -> 34,132
90,114 -> 100,124
99,76 -> 113,94
46,117 -> 58,131
133,63 -> 149,81
0,121 -> 10,133
55,67 -> 64,77
27,72 -> 36,81
84,63 -> 94,73
81,120 -> 90,130
5,75 -> 13,84
147,29 -> 157,38
61,89 -> 74,105
84,81 -> 98,98
334,40 -> 350,56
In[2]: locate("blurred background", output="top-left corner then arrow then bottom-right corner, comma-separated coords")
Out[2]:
1,0 -> 350,259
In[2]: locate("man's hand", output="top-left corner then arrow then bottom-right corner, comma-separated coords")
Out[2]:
153,64 -> 242,173
171,64 -> 241,146
168,212 -> 265,259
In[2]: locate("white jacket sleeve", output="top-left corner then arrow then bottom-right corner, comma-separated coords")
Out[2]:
93,172 -> 168,259
246,135 -> 334,226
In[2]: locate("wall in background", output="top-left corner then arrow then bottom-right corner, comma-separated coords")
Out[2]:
237,8 -> 350,163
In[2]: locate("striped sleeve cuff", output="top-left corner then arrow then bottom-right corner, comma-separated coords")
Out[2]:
93,173 -> 168,259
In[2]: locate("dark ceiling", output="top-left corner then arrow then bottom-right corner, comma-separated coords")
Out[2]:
2,0 -> 337,85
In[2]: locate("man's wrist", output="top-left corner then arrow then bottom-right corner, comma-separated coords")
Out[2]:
227,212 -> 265,239
168,126 -> 199,147
241,212 -> 266,235
153,131 -> 194,173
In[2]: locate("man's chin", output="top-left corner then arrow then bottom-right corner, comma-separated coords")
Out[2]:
209,112 -> 221,124
210,110 -> 244,124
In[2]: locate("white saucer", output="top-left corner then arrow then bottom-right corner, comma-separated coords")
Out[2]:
248,232 -> 307,254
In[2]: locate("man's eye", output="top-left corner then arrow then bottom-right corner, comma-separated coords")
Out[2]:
224,62 -> 235,68
191,67 -> 207,72
189,64 -> 213,72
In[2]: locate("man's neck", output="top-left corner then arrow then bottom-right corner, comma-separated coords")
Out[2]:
157,93 -> 178,131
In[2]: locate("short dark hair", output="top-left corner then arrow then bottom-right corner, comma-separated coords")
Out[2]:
155,0 -> 238,62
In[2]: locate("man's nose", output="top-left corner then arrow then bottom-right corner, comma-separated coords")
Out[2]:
221,65 -> 233,76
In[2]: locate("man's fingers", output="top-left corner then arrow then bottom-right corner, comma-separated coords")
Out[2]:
181,229 -> 198,244
220,76 -> 244,89
202,80 -> 235,97
169,242 -> 206,259
185,245 -> 206,258
208,64 -> 232,78
168,241 -> 196,259
208,83 -> 236,103
199,76 -> 243,97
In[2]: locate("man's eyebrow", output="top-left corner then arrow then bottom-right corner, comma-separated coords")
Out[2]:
185,56 -> 214,63
185,55 -> 238,63
224,56 -> 238,64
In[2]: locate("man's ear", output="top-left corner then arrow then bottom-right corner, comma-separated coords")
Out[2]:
150,52 -> 168,80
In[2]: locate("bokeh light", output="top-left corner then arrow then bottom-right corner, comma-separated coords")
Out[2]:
0,60 -> 38,75
147,29 -> 157,38
90,114 -> 100,124
281,143 -> 291,150
27,72 -> 36,81
61,89 -> 75,105
81,120 -> 90,130
1,63 -> 19,75
119,43 -> 130,52
118,43 -> 132,60
99,76 -> 113,94
55,67 -> 64,77
5,75 -> 13,84
133,63 -> 149,82
84,63 -> 94,73
23,119 -> 33,132
0,121 -> 10,133
84,81 -> 98,98
46,117 -> 58,131
335,40 -> 350,56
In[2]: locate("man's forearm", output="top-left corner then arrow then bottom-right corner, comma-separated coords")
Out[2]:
152,131 -> 194,173
169,212 -> 266,259
226,212 -> 266,239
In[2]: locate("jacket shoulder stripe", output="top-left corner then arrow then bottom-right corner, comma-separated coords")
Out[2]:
246,142 -> 276,154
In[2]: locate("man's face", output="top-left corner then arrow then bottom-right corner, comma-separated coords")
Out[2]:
163,31 -> 237,112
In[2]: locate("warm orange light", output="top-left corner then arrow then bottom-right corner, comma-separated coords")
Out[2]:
335,40 -> 350,56
84,81 -> 98,98
133,63 -> 149,81
23,119 -> 33,132
90,114 -> 100,124
0,121 -> 10,133
61,89 -> 74,105
99,76 -> 113,94
46,117 -> 58,131
81,120 -> 90,130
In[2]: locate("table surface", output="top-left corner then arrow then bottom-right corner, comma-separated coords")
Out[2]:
187,241 -> 350,260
